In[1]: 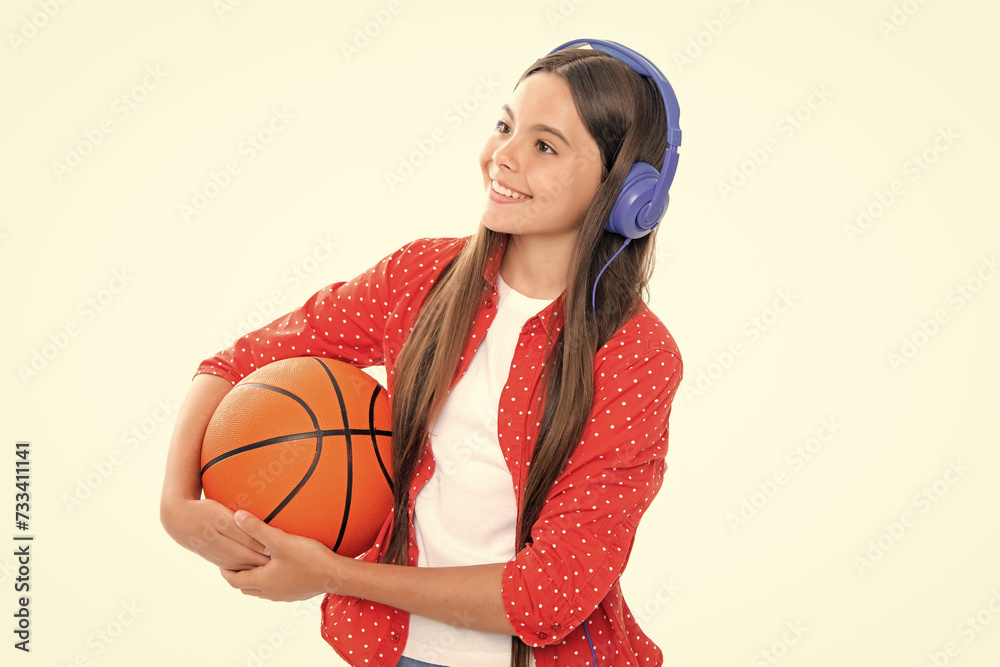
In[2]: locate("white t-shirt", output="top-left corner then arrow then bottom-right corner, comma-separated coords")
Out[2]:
402,274 -> 552,667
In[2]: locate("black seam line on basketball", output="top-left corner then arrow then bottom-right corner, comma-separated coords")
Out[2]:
199,428 -> 390,475
201,428 -> 390,473
368,384 -> 393,490
236,384 -> 324,524
199,384 -> 321,475
315,358 -> 353,552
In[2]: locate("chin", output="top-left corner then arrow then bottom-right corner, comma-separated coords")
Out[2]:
485,205 -> 545,237
479,212 -> 510,236
481,215 -> 525,238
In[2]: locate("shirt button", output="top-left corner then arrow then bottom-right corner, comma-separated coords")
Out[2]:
551,623 -> 562,632
485,298 -> 494,308
390,631 -> 400,642
536,631 -> 547,640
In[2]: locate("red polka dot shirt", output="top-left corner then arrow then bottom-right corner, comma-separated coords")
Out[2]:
196,236 -> 684,666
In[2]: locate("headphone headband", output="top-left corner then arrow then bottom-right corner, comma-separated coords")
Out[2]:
545,38 -> 681,230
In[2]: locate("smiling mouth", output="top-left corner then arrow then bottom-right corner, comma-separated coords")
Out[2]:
491,180 -> 531,200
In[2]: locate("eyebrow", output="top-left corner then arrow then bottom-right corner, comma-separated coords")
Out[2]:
502,104 -> 572,148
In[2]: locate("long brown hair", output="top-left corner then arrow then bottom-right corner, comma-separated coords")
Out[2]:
382,48 -> 671,666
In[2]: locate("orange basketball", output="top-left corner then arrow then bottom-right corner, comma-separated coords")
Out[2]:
201,356 -> 393,558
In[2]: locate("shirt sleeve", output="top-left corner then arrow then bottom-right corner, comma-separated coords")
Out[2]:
195,241 -> 406,384
500,343 -> 683,647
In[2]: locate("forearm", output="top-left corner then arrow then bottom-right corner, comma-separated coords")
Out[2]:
333,558 -> 514,636
160,375 -> 273,569
160,373 -> 233,506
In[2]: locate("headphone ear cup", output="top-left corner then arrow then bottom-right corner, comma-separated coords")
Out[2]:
607,162 -> 662,239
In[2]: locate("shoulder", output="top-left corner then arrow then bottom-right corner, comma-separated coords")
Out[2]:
596,302 -> 683,375
597,303 -> 681,363
387,236 -> 468,270
371,236 -> 470,320
366,236 -> 469,289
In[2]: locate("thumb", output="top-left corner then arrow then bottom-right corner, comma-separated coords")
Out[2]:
234,510 -> 275,556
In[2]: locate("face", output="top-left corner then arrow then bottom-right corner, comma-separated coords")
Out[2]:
479,72 -> 604,242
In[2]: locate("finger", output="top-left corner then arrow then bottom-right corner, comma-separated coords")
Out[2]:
198,531 -> 271,570
219,520 -> 271,558
221,566 -> 257,590
221,543 -> 272,570
220,568 -> 270,600
202,500 -> 271,557
241,535 -> 270,557
233,510 -> 277,555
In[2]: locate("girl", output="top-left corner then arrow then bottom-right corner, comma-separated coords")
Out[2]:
161,40 -> 683,667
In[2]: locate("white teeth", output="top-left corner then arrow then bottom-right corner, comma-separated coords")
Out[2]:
492,180 -> 527,199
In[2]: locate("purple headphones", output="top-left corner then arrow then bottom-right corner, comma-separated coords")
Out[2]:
546,38 -> 682,241
545,39 -> 682,310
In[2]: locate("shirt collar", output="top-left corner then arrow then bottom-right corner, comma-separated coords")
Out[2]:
535,295 -> 565,340
482,234 -> 506,286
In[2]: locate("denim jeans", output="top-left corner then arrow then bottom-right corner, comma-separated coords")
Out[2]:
397,658 -> 447,667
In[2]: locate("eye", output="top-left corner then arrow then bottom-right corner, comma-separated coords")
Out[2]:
536,140 -> 556,155
494,119 -> 510,133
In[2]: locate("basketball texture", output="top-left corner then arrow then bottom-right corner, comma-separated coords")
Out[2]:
201,356 -> 393,558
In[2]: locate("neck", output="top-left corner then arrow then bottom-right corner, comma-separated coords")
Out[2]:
498,232 -> 577,299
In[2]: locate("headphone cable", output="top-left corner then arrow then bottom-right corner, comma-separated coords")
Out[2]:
582,620 -> 598,665
591,237 -> 631,311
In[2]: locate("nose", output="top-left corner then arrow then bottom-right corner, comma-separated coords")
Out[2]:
492,132 -> 522,173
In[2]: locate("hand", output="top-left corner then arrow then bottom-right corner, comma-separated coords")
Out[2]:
161,497 -> 271,571
220,510 -> 345,602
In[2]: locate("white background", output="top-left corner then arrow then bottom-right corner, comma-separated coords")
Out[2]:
2,0 -> 998,665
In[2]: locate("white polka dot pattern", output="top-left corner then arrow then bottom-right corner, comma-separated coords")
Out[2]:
196,236 -> 683,666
